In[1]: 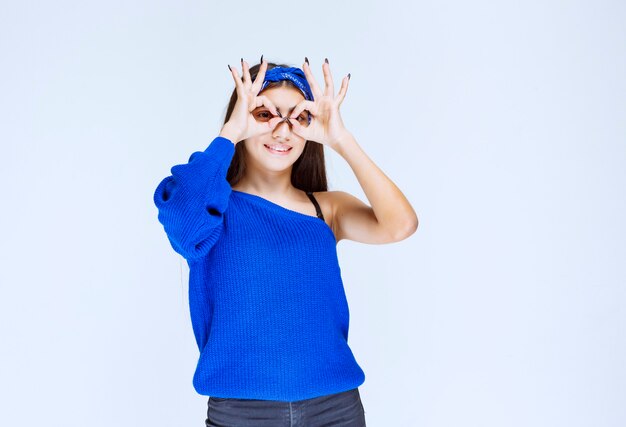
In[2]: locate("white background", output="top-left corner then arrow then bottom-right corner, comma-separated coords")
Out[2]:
1,1 -> 625,426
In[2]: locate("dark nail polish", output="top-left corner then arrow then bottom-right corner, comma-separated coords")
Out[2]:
325,58 -> 329,64
260,54 -> 264,63
305,57 -> 309,65
348,73 -> 351,80
228,64 -> 231,71
241,57 -> 243,63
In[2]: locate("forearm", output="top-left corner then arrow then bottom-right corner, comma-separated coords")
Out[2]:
333,133 -> 418,237
153,135 -> 235,260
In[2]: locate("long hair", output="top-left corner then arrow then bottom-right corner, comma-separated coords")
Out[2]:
223,61 -> 328,193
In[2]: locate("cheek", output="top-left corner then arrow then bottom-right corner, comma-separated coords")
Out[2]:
293,143 -> 308,158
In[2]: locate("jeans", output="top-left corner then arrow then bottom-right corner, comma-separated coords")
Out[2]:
205,387 -> 366,426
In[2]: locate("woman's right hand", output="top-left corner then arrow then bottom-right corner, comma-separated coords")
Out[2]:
220,58 -> 281,144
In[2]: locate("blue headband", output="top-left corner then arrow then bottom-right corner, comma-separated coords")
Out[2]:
261,66 -> 314,125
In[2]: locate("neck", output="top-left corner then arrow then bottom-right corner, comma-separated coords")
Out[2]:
233,168 -> 295,198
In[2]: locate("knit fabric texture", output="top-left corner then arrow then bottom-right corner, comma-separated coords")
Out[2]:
153,136 -> 365,401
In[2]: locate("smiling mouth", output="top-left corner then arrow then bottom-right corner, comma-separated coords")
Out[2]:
264,144 -> 293,154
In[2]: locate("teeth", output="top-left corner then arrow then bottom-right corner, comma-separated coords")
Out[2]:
265,144 -> 291,152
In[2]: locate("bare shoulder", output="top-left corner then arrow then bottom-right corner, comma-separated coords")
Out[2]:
315,190 -> 358,215
307,190 -> 344,240
308,190 -> 338,230
311,190 -> 382,243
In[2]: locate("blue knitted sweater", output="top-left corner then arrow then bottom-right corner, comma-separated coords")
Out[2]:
153,135 -> 365,401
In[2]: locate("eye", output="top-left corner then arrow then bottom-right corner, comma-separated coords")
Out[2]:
253,110 -> 273,121
297,113 -> 310,125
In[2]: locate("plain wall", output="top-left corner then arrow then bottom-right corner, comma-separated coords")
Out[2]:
1,1 -> 624,426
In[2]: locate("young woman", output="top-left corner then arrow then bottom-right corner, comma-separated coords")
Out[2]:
153,55 -> 418,426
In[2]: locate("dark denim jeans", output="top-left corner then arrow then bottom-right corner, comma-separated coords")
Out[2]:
205,387 -> 366,426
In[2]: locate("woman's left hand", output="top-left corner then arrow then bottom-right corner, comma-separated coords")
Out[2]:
286,59 -> 352,149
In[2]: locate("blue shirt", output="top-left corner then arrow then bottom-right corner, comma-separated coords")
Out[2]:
153,136 -> 365,401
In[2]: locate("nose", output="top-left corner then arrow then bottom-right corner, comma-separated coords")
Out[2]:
272,116 -> 293,139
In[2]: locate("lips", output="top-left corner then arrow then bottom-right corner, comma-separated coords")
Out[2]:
264,144 -> 292,154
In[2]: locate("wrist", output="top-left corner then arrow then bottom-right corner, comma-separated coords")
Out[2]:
219,124 -> 241,144
331,131 -> 355,152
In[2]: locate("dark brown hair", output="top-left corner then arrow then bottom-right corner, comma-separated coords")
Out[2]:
224,62 -> 328,192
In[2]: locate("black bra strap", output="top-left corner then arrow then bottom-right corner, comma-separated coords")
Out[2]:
305,191 -> 325,221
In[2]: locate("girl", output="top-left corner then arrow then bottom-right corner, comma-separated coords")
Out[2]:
153,56 -> 418,426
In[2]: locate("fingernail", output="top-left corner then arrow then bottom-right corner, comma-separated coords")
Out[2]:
260,54 -> 264,63
228,64 -> 231,71
348,73 -> 351,80
325,58 -> 329,64
241,57 -> 243,63
305,57 -> 309,65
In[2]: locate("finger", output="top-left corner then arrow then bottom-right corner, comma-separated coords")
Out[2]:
251,58 -> 268,94
229,65 -> 244,94
254,95 -> 279,116
268,116 -> 282,129
336,74 -> 349,105
289,100 -> 317,119
288,118 -> 309,139
322,60 -> 334,97
241,59 -> 251,87
302,60 -> 323,100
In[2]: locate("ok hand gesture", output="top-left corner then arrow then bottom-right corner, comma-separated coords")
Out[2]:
223,58 -> 280,144
286,58 -> 352,149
